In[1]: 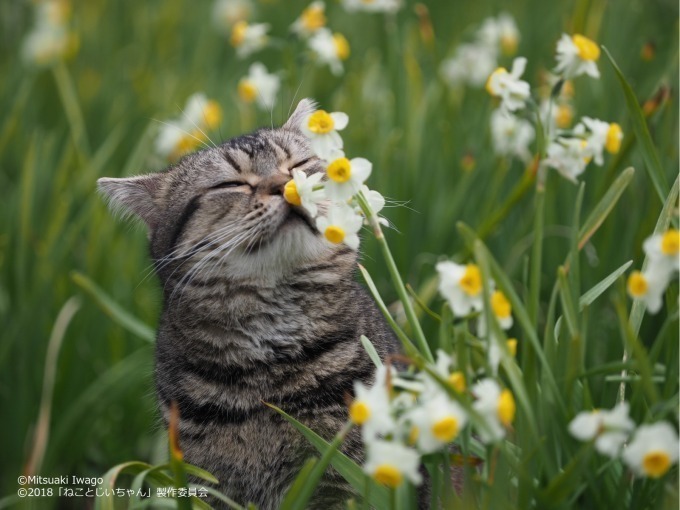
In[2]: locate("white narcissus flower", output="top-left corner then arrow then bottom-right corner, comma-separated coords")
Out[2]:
622,422 -> 679,478
22,0 -> 78,66
487,337 -> 518,376
478,13 -> 520,55
575,117 -> 624,165
568,403 -> 635,457
291,1 -> 326,37
555,33 -> 601,79
539,99 -> 574,136
626,267 -> 670,314
364,440 -> 422,489
486,57 -> 531,112
472,378 -> 516,444
308,28 -> 350,75
324,153 -> 372,201
316,203 -> 363,249
237,63 -> 281,111
490,109 -> 535,163
543,137 -> 592,182
477,289 -> 513,339
342,0 -> 402,13
230,21 -> 269,58
283,170 -> 325,217
405,394 -> 468,454
440,43 -> 497,89
436,261 -> 484,317
299,110 -> 349,160
643,229 -> 680,275
349,366 -> 395,438
212,0 -> 252,32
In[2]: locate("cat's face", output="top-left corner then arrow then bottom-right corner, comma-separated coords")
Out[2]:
99,99 -> 350,285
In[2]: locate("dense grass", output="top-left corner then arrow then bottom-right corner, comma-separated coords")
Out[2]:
0,0 -> 678,508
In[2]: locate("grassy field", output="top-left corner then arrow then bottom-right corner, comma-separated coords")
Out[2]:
0,0 -> 678,508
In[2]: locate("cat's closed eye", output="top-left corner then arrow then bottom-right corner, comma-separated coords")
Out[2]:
210,181 -> 248,190
289,157 -> 314,171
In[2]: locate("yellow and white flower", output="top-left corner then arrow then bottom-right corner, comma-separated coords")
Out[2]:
540,100 -> 574,135
622,422 -> 679,478
364,440 -> 422,489
316,203 -> 363,249
543,137 -> 592,182
575,117 -> 623,165
283,170 -> 325,217
472,378 -> 516,443
490,110 -> 535,163
342,0 -> 402,13
155,93 -> 222,160
323,152 -> 372,201
440,43 -> 497,89
436,261 -> 484,317
308,28 -> 350,75
488,337 -> 519,375
486,57 -> 531,112
568,403 -> 635,457
477,289 -> 513,339
420,350 -> 466,396
478,13 -> 520,56
291,1 -> 326,37
299,110 -> 349,160
555,33 -> 601,79
230,21 -> 270,58
212,0 -> 252,32
350,366 -> 395,437
237,62 -> 281,111
405,394 -> 468,454
626,268 -> 670,314
643,229 -> 679,275
22,0 -> 78,66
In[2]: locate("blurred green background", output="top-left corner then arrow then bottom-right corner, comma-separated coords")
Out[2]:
0,0 -> 677,505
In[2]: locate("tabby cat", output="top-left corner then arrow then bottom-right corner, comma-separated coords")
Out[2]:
98,99 -> 401,509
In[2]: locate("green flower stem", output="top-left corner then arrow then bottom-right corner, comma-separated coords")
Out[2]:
52,63 -> 90,160
356,191 -> 434,362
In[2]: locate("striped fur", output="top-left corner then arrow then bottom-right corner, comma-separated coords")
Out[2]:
98,100 -> 401,509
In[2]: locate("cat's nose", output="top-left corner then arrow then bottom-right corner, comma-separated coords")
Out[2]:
258,173 -> 290,196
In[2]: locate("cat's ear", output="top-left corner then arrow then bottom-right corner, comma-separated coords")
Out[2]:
283,98 -> 318,131
97,173 -> 164,228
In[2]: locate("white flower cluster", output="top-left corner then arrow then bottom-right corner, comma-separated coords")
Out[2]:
284,108 -> 386,250
350,351 -> 516,488
569,403 -> 679,479
154,93 -> 222,161
22,0 -> 78,66
627,229 -> 679,314
341,0 -> 402,14
440,13 -> 520,89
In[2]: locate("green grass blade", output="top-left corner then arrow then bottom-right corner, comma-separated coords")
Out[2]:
579,260 -> 633,309
603,48 -> 668,204
71,271 -> 155,343
360,335 -> 384,368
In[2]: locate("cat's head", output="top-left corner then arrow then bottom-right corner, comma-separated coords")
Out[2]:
98,99 -> 355,285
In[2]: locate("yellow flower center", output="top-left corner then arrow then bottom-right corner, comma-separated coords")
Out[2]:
349,400 -> 371,424
238,80 -> 257,103
572,34 -> 600,61
497,389 -> 516,426
627,271 -> 648,298
301,5 -> 326,31
373,464 -> 403,488
172,130 -> 204,160
605,123 -> 623,154
432,416 -> 459,442
491,290 -> 512,319
507,338 -> 518,357
661,229 -> 679,256
500,35 -> 518,56
283,180 -> 301,206
485,67 -> 507,96
324,225 -> 345,244
202,100 -> 222,130
642,451 -> 671,478
459,264 -> 482,297
555,104 -> 573,128
408,426 -> 420,445
327,157 -> 352,183
448,371 -> 466,393
230,21 -> 248,47
307,110 -> 335,134
333,33 -> 350,60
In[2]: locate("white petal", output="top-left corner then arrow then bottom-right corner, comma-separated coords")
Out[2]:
331,112 -> 349,130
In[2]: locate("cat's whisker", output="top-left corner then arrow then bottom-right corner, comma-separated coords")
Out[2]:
177,104 -> 219,150
151,117 -> 213,152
